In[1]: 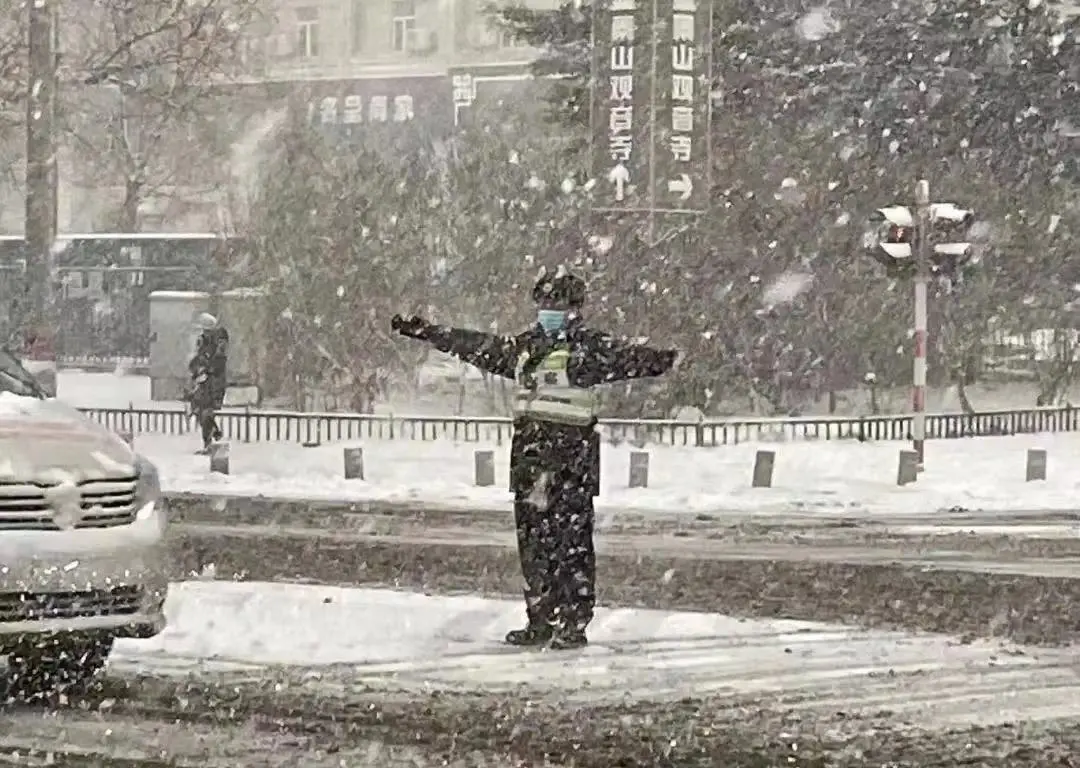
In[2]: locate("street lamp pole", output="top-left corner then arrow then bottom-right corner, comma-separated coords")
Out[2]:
24,0 -> 59,393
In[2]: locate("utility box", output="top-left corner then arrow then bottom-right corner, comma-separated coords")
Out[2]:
149,290 -> 210,401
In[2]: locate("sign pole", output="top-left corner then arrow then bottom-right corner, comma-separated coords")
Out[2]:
645,0 -> 660,245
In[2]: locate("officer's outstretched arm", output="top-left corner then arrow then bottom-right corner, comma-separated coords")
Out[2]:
425,326 -> 521,380
579,331 -> 679,386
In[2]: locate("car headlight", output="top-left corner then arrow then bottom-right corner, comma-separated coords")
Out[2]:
134,455 -> 162,522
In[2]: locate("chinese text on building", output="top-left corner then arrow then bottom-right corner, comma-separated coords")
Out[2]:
309,94 -> 416,126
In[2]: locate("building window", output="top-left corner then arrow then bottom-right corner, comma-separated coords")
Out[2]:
350,0 -> 365,55
391,0 -> 416,52
296,6 -> 319,59
498,27 -> 526,49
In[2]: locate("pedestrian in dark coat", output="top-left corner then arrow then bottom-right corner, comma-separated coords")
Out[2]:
188,312 -> 229,454
392,266 -> 678,649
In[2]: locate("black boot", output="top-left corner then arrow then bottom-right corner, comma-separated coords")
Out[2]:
504,623 -> 553,647
550,626 -> 588,650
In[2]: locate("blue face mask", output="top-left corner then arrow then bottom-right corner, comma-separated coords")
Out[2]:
537,309 -> 568,333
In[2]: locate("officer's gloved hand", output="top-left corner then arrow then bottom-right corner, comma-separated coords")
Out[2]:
391,314 -> 432,340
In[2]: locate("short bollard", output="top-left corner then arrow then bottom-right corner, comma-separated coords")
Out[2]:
209,442 -> 230,475
752,450 -> 775,488
474,450 -> 495,487
897,450 -> 919,486
1026,448 -> 1047,482
628,451 -> 649,489
343,447 -> 364,480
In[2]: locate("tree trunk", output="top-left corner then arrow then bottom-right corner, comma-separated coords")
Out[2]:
117,177 -> 143,231
955,373 -> 975,415
1036,330 -> 1077,406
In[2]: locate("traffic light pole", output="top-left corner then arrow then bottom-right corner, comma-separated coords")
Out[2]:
869,182 -> 976,473
912,179 -> 930,468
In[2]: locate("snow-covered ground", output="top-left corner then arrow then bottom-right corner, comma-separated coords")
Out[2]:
52,369 -> 1080,516
56,368 -> 510,416
137,430 -> 1080,516
105,581 -> 1080,723
57,369 -> 1069,417
59,370 -> 170,410
108,582 -> 975,674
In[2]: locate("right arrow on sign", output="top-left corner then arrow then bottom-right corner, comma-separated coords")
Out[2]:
608,163 -> 630,202
667,173 -> 692,201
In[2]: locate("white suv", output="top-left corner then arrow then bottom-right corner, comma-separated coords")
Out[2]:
0,349 -> 168,696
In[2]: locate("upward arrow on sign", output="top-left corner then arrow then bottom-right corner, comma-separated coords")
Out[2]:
608,163 -> 630,201
667,174 -> 692,201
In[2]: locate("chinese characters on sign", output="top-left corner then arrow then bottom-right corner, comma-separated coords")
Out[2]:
589,0 -> 712,214
607,0 -> 636,201
656,0 -> 711,209
308,94 -> 417,125
452,74 -> 474,126
300,72 -> 537,138
452,75 -> 475,107
591,0 -> 649,208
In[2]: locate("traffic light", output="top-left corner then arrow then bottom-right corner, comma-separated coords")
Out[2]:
864,203 -> 976,280
865,206 -> 916,277
926,204 -> 976,280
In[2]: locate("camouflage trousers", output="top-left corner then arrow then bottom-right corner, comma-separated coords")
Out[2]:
513,470 -> 597,632
194,407 -> 221,448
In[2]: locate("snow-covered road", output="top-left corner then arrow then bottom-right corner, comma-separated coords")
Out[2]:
91,580 -> 1080,720
5,578 -> 1080,765
9,372 -> 1078,765
0,714 -> 435,768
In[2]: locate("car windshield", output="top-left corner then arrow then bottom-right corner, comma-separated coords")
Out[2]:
0,348 -> 46,399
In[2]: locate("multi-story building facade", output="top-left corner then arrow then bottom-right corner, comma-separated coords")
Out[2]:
0,0 -> 553,234
247,0 -> 542,78
232,0 -> 555,135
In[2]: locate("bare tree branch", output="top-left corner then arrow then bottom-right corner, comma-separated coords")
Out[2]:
59,0 -> 264,230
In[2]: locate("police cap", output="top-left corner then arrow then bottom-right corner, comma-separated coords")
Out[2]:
532,265 -> 586,308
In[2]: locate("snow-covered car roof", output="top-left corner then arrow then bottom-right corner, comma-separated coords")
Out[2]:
0,350 -> 137,478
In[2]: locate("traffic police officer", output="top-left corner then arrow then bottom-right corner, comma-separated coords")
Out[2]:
392,266 -> 678,649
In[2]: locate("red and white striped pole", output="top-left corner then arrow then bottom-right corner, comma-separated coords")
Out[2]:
912,179 -> 931,469
913,276 -> 928,467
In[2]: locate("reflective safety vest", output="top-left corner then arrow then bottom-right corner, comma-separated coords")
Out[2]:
513,348 -> 598,426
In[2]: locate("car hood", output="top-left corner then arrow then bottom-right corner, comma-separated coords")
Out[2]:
0,393 -> 137,482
